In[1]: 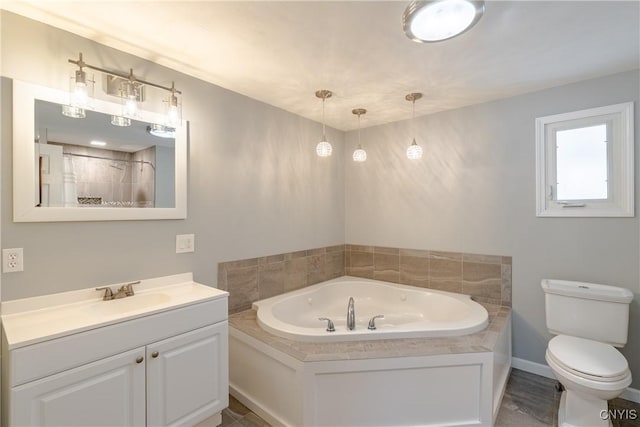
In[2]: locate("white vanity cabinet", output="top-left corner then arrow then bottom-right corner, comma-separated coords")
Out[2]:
1,274 -> 229,427
147,323 -> 228,426
12,347 -> 147,426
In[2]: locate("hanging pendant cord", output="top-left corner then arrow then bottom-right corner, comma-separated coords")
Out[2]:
358,113 -> 362,146
412,99 -> 415,141
322,98 -> 326,140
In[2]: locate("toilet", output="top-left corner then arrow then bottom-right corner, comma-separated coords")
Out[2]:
542,279 -> 633,427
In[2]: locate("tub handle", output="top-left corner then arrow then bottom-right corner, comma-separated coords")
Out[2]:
368,315 -> 384,330
318,317 -> 336,332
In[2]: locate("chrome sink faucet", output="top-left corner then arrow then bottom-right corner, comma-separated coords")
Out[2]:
347,297 -> 355,330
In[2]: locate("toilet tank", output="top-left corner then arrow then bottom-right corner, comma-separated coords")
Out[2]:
541,279 -> 634,347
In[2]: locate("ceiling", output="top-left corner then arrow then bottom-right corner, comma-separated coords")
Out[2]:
3,1 -> 639,131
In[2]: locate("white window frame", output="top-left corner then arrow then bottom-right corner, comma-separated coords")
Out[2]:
535,102 -> 634,217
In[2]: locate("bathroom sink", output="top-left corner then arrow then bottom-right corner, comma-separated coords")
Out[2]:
86,292 -> 172,316
1,273 -> 229,350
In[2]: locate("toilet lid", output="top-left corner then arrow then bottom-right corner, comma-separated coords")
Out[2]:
548,335 -> 629,380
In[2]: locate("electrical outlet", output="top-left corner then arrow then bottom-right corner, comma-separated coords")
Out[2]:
3,248 -> 24,273
176,234 -> 195,253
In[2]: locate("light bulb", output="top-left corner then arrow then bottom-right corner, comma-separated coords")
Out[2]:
70,69 -> 93,108
125,95 -> 138,116
316,140 -> 332,157
353,146 -> 367,162
165,91 -> 181,127
73,83 -> 88,107
406,139 -> 423,160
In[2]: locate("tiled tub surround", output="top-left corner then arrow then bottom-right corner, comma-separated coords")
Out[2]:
346,245 -> 512,307
229,302 -> 511,426
218,245 -> 346,313
219,244 -> 512,313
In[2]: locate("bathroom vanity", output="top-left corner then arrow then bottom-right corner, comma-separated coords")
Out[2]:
1,273 -> 228,426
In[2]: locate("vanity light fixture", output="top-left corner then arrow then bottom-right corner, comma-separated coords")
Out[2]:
403,0 -> 485,43
90,140 -> 107,146
66,52 -> 182,127
405,93 -> 424,160
315,89 -> 333,157
147,124 -> 176,139
352,108 -> 367,162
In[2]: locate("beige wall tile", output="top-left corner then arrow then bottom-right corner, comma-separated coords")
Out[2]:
285,250 -> 307,260
429,280 -> 462,293
501,264 -> 512,306
399,248 -> 430,258
306,247 -> 325,256
326,251 -> 345,279
399,255 -> 428,279
349,244 -> 374,253
351,251 -> 373,268
462,261 -> 502,301
326,244 -> 346,253
463,253 -> 502,264
258,262 -> 284,299
374,246 -> 399,255
226,266 -> 258,313
307,254 -> 326,285
259,254 -> 285,265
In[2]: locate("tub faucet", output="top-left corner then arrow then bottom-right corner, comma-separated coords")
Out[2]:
347,297 -> 356,330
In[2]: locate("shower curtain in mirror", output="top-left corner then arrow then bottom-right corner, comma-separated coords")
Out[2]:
62,155 -> 78,207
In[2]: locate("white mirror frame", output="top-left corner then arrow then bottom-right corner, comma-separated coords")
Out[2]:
13,79 -> 187,222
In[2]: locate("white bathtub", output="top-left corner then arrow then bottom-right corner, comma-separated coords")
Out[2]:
253,276 -> 489,342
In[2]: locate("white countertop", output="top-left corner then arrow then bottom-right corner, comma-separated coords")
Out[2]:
1,273 -> 228,350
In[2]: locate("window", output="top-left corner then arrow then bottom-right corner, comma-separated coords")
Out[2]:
535,102 -> 634,217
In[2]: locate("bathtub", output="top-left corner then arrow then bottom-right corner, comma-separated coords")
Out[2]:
230,276 -> 512,426
253,276 -> 489,342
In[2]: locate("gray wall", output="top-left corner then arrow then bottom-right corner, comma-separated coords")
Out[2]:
2,11 -> 639,390
0,12 -> 345,299
344,69 -> 640,388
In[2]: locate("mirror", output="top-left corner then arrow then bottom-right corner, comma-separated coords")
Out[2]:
13,80 -> 187,222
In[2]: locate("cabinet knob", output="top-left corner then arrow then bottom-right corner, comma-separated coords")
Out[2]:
151,351 -> 159,358
136,356 -> 144,364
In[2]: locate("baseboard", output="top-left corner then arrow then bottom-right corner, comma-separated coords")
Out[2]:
512,357 -> 640,404
512,357 -> 555,379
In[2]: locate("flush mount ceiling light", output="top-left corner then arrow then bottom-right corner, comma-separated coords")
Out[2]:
65,52 -> 182,127
405,93 -> 424,160
403,0 -> 485,43
147,124 -> 176,139
315,89 -> 333,157
352,108 -> 367,162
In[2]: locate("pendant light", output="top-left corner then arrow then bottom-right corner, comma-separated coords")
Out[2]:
403,0 -> 485,43
405,93 -> 423,160
315,89 -> 333,157
352,108 -> 367,162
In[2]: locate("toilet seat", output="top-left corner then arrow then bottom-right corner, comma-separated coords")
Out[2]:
547,335 -> 630,382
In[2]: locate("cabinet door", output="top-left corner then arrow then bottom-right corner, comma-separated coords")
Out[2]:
11,347 -> 146,426
147,322 -> 229,426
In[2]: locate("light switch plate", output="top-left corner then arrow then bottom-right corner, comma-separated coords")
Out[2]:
176,234 -> 195,253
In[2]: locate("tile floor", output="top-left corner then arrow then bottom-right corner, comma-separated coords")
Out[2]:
212,369 -> 640,427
